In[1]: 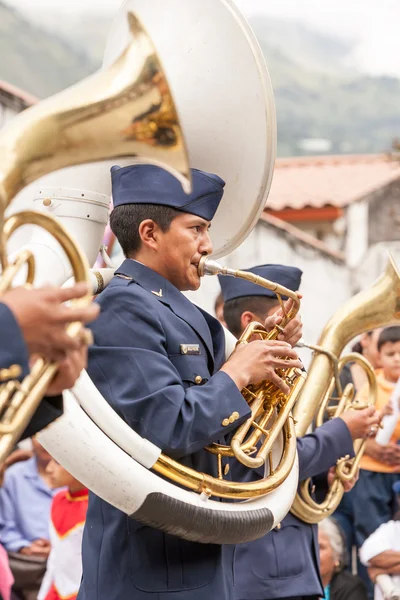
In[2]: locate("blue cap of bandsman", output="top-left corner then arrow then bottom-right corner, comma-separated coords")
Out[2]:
219,264 -> 303,302
111,164 -> 225,221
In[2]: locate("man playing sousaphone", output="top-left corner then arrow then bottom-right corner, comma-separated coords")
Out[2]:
78,164 -> 304,600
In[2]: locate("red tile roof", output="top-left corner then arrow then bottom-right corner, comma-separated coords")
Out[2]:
0,80 -> 38,107
266,154 -> 400,211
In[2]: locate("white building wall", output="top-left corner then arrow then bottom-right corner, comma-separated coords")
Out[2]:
354,241 -> 400,293
345,201 -> 369,268
0,102 -> 20,128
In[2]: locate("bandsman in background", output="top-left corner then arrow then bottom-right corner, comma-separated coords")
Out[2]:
218,264 -> 379,600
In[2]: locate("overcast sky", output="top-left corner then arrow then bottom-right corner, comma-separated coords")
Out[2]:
5,0 -> 400,76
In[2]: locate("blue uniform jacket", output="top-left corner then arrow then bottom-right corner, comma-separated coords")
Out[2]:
78,259 -> 251,600
234,417 -> 355,600
0,302 -> 29,375
0,302 -> 63,440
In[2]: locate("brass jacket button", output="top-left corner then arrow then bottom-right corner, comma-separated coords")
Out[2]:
0,364 -> 22,381
222,418 -> 230,427
194,375 -> 203,384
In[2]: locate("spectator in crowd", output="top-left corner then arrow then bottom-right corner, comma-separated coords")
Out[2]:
319,518 -> 367,600
344,330 -> 383,392
359,481 -> 400,600
0,438 -> 55,556
38,459 -> 88,600
341,327 -> 400,596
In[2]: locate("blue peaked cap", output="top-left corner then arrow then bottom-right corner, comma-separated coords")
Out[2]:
111,164 -> 225,221
219,264 -> 303,303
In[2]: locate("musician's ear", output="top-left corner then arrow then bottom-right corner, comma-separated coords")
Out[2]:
240,311 -> 258,334
138,219 -> 160,252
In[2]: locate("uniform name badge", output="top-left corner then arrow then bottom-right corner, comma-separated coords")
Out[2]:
180,344 -> 201,355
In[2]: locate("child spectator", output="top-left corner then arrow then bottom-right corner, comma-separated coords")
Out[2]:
37,460 -> 88,600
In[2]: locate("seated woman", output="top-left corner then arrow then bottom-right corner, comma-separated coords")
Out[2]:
319,518 -> 368,600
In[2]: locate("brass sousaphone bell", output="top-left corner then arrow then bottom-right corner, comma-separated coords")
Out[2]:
0,12 -> 191,463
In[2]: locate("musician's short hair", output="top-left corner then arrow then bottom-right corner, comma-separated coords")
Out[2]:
223,295 -> 279,338
109,203 -> 180,256
377,326 -> 400,351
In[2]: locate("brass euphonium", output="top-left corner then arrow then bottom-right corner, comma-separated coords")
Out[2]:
193,256 -> 306,495
0,12 -> 190,463
291,255 -> 400,523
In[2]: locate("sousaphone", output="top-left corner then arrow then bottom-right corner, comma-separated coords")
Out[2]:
8,0 -> 299,544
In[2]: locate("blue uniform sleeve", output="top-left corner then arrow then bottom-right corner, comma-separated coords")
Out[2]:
89,287 -> 251,459
0,303 -> 63,440
297,417 -> 355,481
0,303 -> 29,377
20,396 -> 64,440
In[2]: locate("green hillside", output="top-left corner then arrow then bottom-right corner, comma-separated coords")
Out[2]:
252,15 -> 400,155
1,3 -> 399,156
0,1 -> 95,97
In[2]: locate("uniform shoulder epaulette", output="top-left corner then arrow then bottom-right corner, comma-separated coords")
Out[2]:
114,273 -> 135,287
115,274 -> 133,281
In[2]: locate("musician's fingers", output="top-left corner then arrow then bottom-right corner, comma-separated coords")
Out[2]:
359,406 -> 376,418
282,292 -> 302,314
53,282 -> 89,303
54,303 -> 100,325
267,370 -> 290,395
268,344 -> 299,360
271,357 -> 303,370
278,322 -> 303,344
264,314 -> 282,331
282,297 -> 294,314
47,348 -> 68,363
51,330 -> 83,353
366,410 -> 381,425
